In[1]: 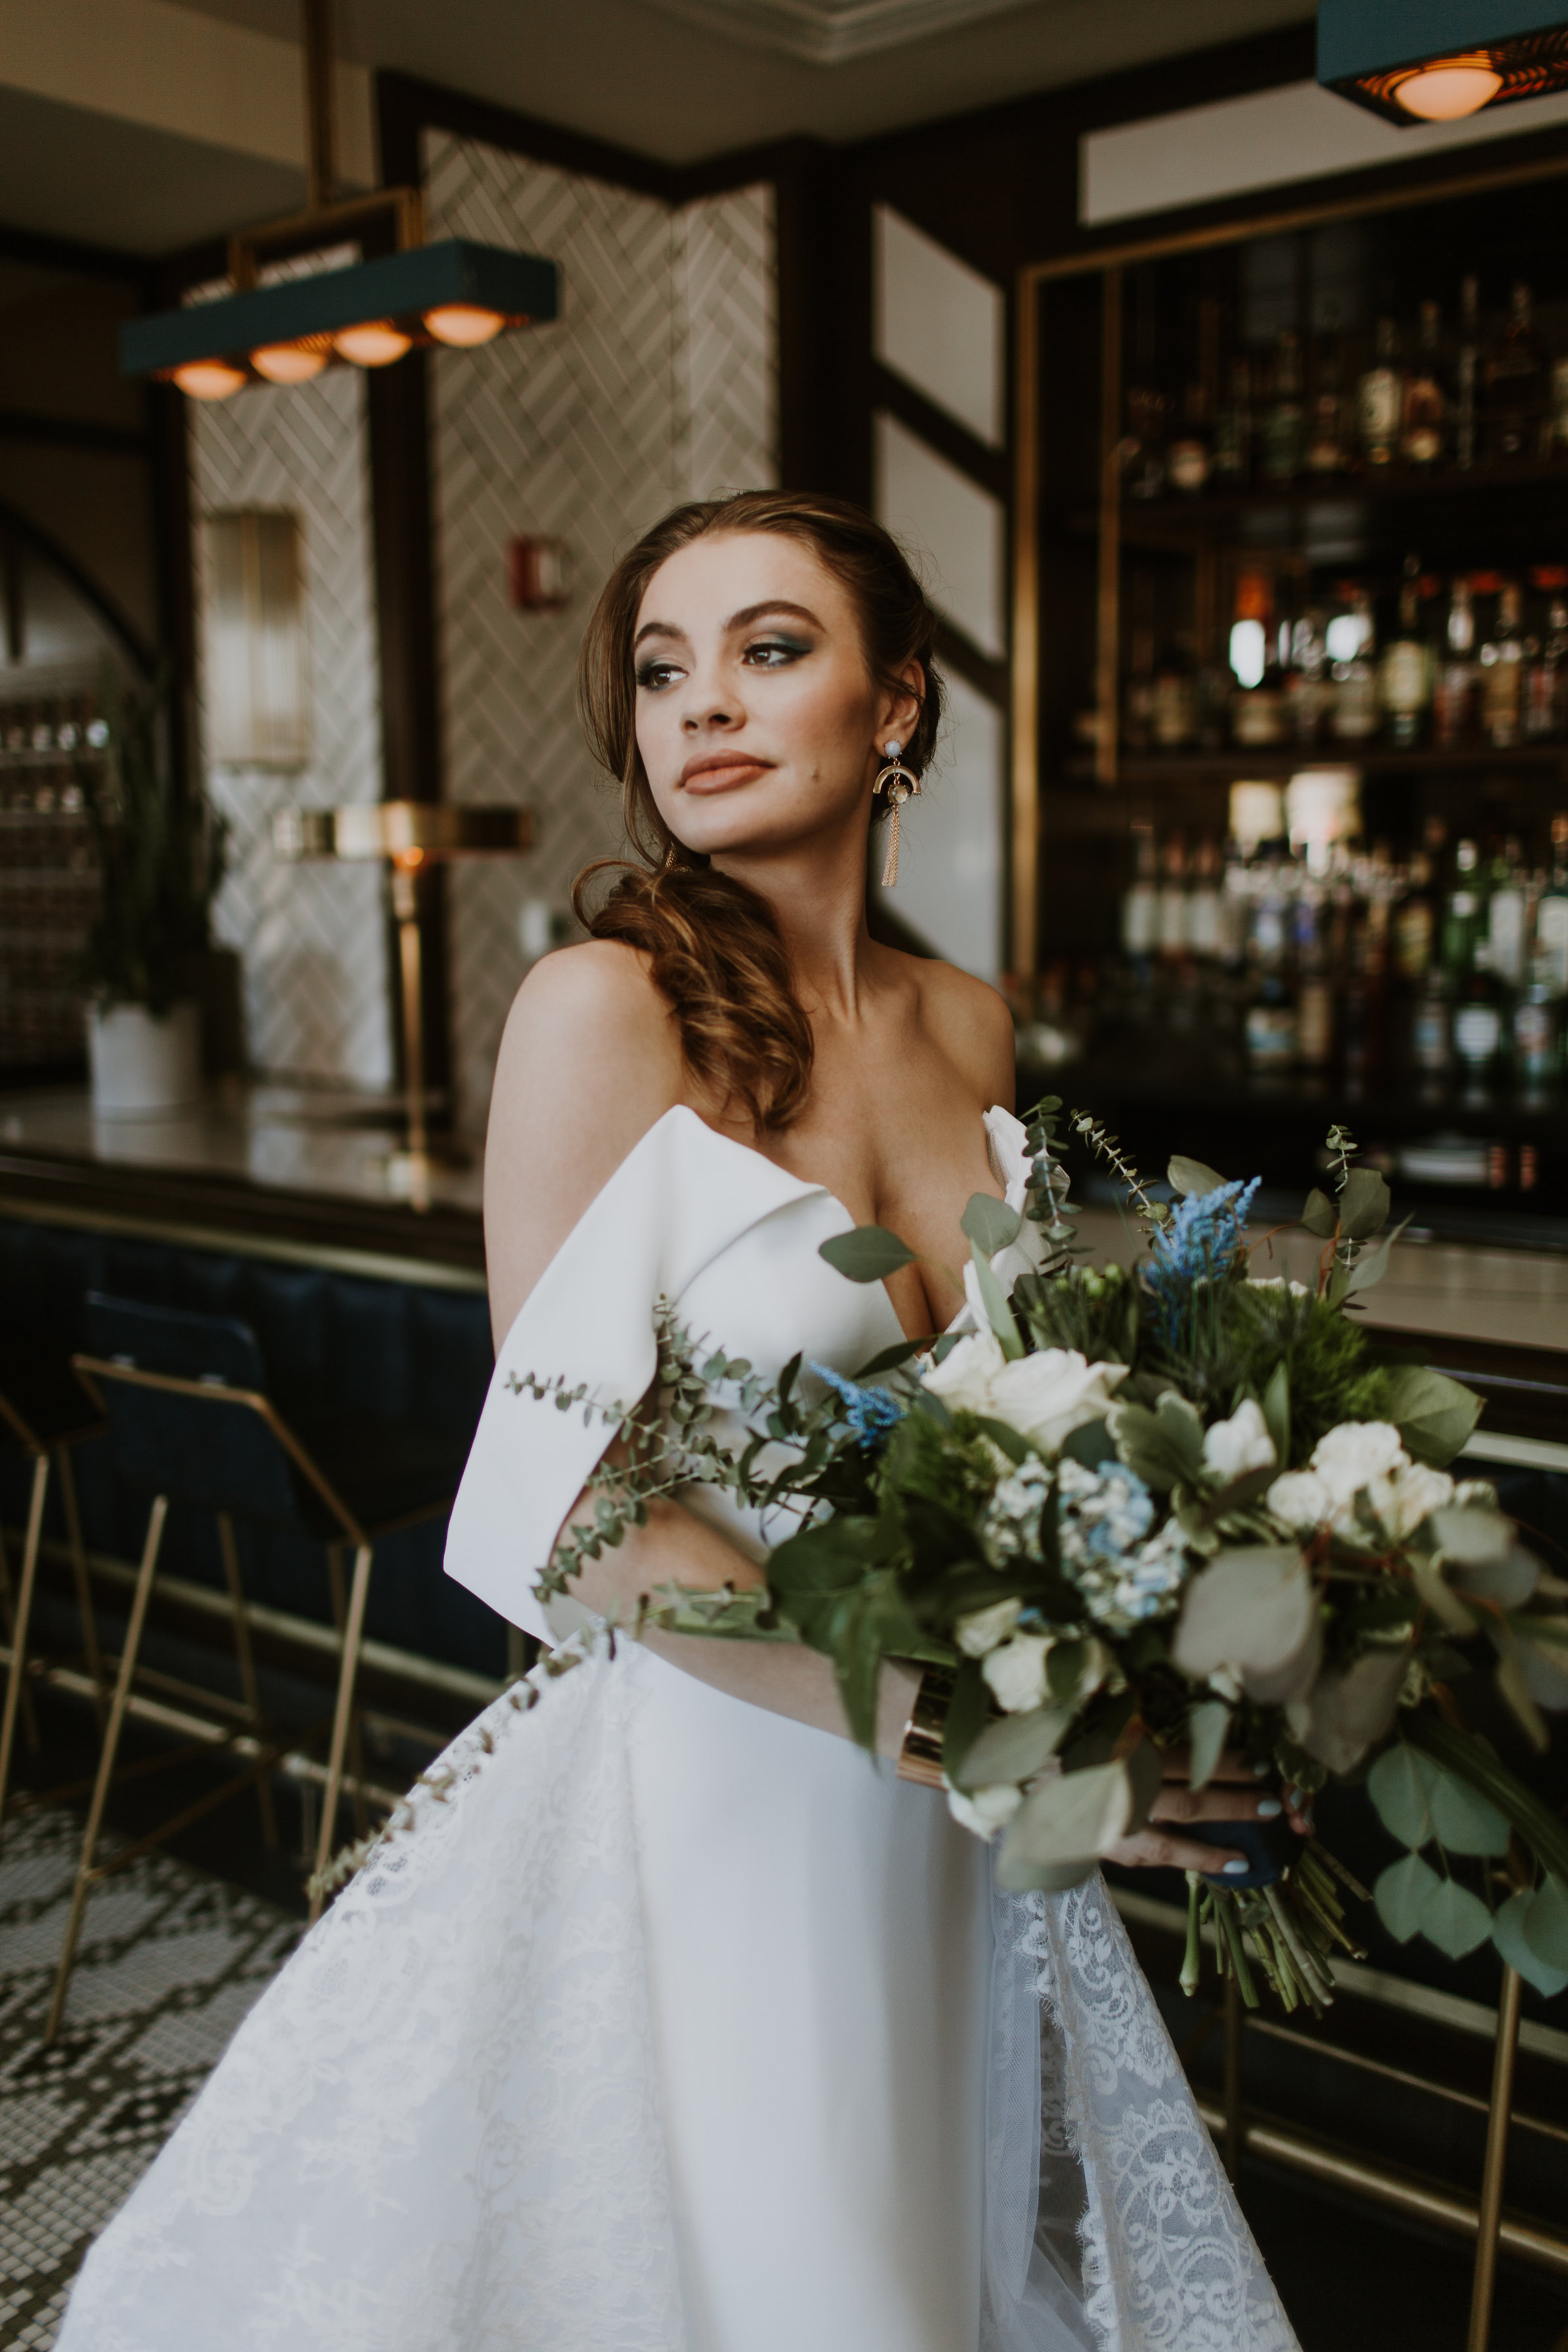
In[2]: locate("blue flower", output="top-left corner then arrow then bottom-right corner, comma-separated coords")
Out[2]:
1145,1176 -> 1260,1345
808,1362 -> 905,1445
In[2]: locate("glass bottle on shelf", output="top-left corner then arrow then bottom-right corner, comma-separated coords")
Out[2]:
1400,301 -> 1446,466
1479,581 -> 1526,747
1453,275 -> 1480,471
1453,939 -> 1508,1092
1123,385 -> 1168,499
1482,282 -> 1548,461
1550,357 -> 1568,457
1513,949 -> 1558,1098
1120,823 -> 1158,960
1229,571 -> 1286,745
1524,578 -> 1568,740
1443,838 -> 1485,987
1535,812 -> 1568,995
1433,576 -> 1478,743
1158,833 -> 1189,958
1243,847 -> 1297,1075
1167,381 -> 1213,496
1261,329 -> 1305,483
1305,309 -> 1352,474
1358,318 -> 1403,466
1151,636 -> 1198,749
1293,867 -> 1334,1071
1286,608 -> 1330,745
1411,961 -> 1453,1090
1379,558 -> 1433,747
1329,586 -> 1380,742
1212,355 -> 1253,491
1394,841 -> 1439,985
1186,836 -> 1224,958
1486,836 -> 1528,988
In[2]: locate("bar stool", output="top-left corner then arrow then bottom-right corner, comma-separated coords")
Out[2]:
0,1354 -> 108,1833
46,1292 -> 466,2044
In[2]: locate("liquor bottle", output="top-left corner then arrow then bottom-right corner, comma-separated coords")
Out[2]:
1483,282 -> 1548,461
1166,381 -> 1213,496
1479,581 -> 1526,747
1535,812 -> 1568,995
1400,301 -> 1446,465
1550,357 -> 1568,457
1443,838 -> 1485,982
1452,940 -> 1508,1091
1524,582 -> 1568,740
1433,577 -> 1478,743
1212,355 -> 1253,490
1124,385 -> 1168,499
1487,836 -> 1528,988
1330,586 -> 1380,742
1243,849 -> 1296,1074
1293,868 -> 1333,1071
1261,329 -> 1305,482
1379,559 -> 1433,747
1158,833 -> 1188,958
1229,572 -> 1286,745
1186,836 -> 1224,958
1151,639 -> 1199,750
1454,276 -> 1480,471
1513,949 -> 1559,1097
1394,843 -> 1439,983
1411,962 -> 1453,1089
1305,310 -> 1352,474
1358,318 -> 1403,467
1286,608 -> 1330,745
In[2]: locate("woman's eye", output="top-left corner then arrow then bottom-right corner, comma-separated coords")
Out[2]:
635,661 -> 683,692
743,638 -> 808,669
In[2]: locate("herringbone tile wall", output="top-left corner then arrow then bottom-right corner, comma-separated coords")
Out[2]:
192,370 -> 392,1089
423,132 -> 777,1126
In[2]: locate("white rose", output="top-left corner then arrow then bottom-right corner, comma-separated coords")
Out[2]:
1267,1468 -> 1335,1529
955,1597 -> 1023,1658
1309,1420 -> 1409,1508
1370,1462 -> 1454,1541
1203,1397 -> 1277,1482
982,1631 -> 1053,1713
921,1326 -> 1007,1418
945,1780 -> 1023,1839
988,1348 -> 1129,1456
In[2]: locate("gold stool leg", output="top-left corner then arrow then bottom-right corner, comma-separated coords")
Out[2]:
216,1513 -> 277,1851
311,1542 -> 372,1925
56,1445 -> 105,1730
44,1494 -> 167,2048
1467,1964 -> 1523,2352
0,1454 -> 50,1835
325,1541 -> 368,1838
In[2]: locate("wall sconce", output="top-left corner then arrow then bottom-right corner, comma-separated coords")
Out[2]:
203,510 -> 310,768
508,536 -> 570,610
1319,1 -> 1568,125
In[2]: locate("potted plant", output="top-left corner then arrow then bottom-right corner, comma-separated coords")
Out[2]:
76,676 -> 227,1118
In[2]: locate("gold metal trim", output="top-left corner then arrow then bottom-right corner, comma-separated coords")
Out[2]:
0,1190 -> 487,1295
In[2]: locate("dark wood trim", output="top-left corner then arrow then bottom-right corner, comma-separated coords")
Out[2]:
147,384 -> 195,799
871,365 -> 1008,502
0,220 -> 150,286
0,409 -> 147,458
0,494 -> 153,678
376,69 -> 676,199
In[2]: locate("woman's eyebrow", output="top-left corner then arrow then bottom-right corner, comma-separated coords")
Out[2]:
632,617 -> 689,649
727,600 -> 823,632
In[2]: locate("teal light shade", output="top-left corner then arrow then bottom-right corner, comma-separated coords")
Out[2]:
1318,0 -> 1568,123
122,240 -> 559,383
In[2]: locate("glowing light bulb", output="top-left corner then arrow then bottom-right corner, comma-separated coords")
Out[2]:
172,359 -> 246,400
333,321 -> 412,368
423,303 -> 506,348
252,341 -> 329,385
1394,59 -> 1504,121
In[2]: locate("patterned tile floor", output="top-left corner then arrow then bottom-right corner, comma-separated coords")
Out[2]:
0,1806 -> 301,2347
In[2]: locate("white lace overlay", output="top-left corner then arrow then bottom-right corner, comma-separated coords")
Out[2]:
988,1877 -> 1299,2352
61,1644 -> 688,2352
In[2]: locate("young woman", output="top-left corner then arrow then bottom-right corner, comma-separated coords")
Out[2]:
59,493 -> 1298,2352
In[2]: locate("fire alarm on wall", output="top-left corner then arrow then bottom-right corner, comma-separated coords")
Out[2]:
508,536 -> 569,610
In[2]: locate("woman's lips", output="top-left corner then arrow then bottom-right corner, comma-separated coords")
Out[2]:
679,758 -> 772,794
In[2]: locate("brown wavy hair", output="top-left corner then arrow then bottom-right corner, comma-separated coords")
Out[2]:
573,490 -> 943,1132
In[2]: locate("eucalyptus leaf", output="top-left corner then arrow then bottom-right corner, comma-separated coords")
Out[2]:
1367,1743 -> 1436,1850
1495,1639 -> 1550,1754
819,1226 -> 917,1282
1410,1557 -> 1478,1637
1108,1403 -> 1186,1494
1155,1390 -> 1207,1476
1300,1188 -> 1338,1240
1431,1505 -> 1513,1569
962,1192 -> 1023,1256
1261,1360 -> 1291,1470
1375,1852 -> 1441,1942
1419,1874 -> 1494,1959
853,1335 -> 930,1379
1384,1364 -> 1484,1467
1454,1542 -> 1541,1609
941,1659 -> 990,1786
956,1703 -> 1075,1791
1404,1709 -> 1568,1889
1187,1699 -> 1231,1793
1492,1889 -> 1568,1999
1060,1417 -> 1117,1469
1519,1633 -> 1568,1712
1345,1215 -> 1411,1297
971,1245 -> 1025,1360
1523,1872 -> 1568,1972
1171,1546 -> 1313,1680
996,1758 -> 1140,1888
1292,1648 -> 1410,1774
1168,1155 -> 1227,1197
1340,1167 -> 1392,1241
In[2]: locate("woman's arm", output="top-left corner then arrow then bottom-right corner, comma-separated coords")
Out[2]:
483,943 -> 921,1756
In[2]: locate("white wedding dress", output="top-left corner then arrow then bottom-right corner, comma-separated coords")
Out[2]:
58,1105 -> 1299,2352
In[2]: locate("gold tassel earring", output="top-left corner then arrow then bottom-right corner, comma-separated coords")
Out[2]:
872,739 -> 921,887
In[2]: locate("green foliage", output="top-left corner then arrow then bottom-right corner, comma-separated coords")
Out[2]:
877,1407 -> 1000,1527
818,1226 -> 915,1282
75,672 -> 223,1012
1012,1260 -> 1141,1364
1224,1286 -> 1394,1460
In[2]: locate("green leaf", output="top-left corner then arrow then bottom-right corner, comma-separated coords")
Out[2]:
1154,1390 -> 1207,1477
1171,1546 -> 1313,1682
941,1659 -> 990,1786
1518,1630 -> 1568,1712
1109,1403 -> 1186,1494
1456,1543 -> 1541,1609
955,1703 -> 1075,1791
1188,1699 -> 1231,1793
961,1192 -> 1023,1255
1495,1639 -> 1550,1754
1296,1648 -> 1410,1774
1492,1889 -> 1568,1998
1411,1557 -> 1479,1636
853,1335 -> 930,1379
819,1226 -> 916,1282
1301,1187 -> 1339,1239
1060,1418 -> 1117,1470
1168,1155 -> 1227,1197
1375,1852 -> 1441,1942
1261,1360 -> 1290,1471
1340,1167 -> 1392,1241
1367,1743 -> 1437,1850
996,1757 -> 1141,1889
1431,1505 -> 1512,1568
1345,1215 -> 1411,1297
1523,1873 -> 1568,1973
1384,1364 -> 1484,1467
1403,1710 -> 1568,1889
970,1245 -> 1025,1360
1420,1874 -> 1494,1959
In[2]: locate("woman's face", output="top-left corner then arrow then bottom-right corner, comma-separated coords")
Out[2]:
632,531 -> 919,864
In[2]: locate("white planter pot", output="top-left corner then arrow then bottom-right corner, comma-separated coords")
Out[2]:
87,1000 -> 203,1119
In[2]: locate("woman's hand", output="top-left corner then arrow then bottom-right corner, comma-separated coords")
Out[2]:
1105,1748 -> 1311,1876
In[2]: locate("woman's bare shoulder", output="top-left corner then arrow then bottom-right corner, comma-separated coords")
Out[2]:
904,954 -> 1016,1109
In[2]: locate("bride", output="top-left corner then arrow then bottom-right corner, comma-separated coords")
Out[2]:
59,491 -> 1299,2352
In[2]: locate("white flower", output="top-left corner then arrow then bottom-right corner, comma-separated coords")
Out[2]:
955,1597 -> 1023,1658
982,1631 -> 1054,1713
1247,1276 -> 1309,1298
921,1326 -> 1007,1418
1203,1398 -> 1277,1482
1369,1462 -> 1454,1541
1309,1420 -> 1409,1507
990,1349 -> 1128,1456
946,1780 -> 1023,1838
1267,1468 -> 1335,1529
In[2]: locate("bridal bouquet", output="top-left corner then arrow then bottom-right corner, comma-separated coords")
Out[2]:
520,1103 -> 1568,2015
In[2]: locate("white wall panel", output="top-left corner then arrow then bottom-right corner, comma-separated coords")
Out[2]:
874,204 -> 1004,448
874,408 -> 1005,661
884,666 -> 1002,979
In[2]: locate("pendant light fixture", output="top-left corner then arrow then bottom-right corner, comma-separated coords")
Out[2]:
122,0 -> 557,400
1318,0 -> 1568,125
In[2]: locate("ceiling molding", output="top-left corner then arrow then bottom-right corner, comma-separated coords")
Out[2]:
636,0 -> 1037,66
